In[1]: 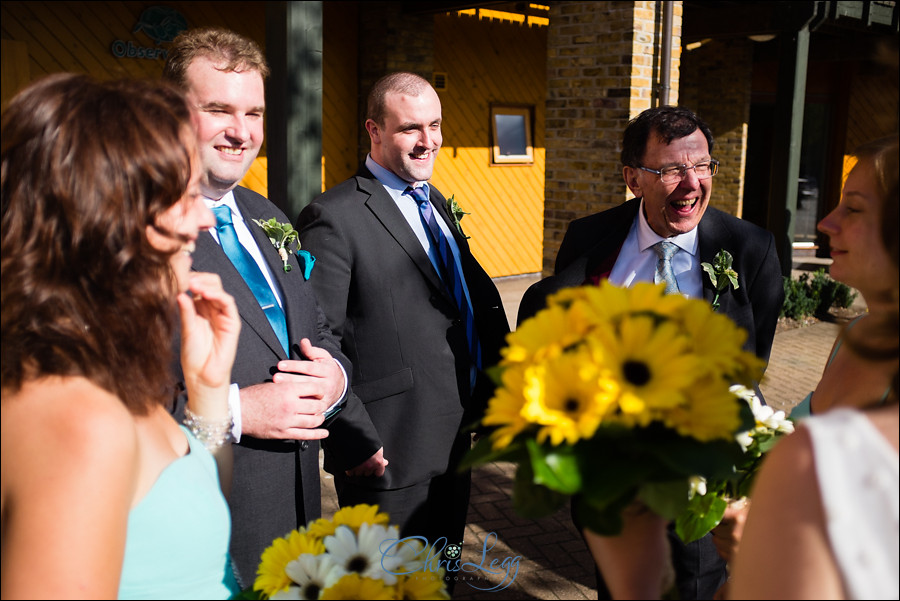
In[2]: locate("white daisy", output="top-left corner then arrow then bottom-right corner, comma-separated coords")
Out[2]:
381,532 -> 430,575
282,553 -> 344,600
325,523 -> 403,584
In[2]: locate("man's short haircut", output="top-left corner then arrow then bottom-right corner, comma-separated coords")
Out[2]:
162,26 -> 269,88
366,72 -> 432,126
621,105 -> 715,167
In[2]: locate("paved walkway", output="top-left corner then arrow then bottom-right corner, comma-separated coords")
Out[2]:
318,270 -> 859,600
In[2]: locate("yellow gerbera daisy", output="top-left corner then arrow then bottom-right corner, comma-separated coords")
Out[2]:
502,302 -> 592,365
319,573 -> 396,600
595,314 -> 700,419
664,374 -> 743,441
482,365 -> 531,450
678,301 -> 764,381
254,529 -> 325,597
520,347 -> 619,446
569,280 -> 689,326
332,504 -> 391,532
394,573 -> 451,600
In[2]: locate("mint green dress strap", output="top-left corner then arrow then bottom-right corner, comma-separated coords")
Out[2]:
118,425 -> 239,600
791,314 -> 890,419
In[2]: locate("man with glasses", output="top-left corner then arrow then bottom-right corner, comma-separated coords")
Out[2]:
518,105 -> 783,599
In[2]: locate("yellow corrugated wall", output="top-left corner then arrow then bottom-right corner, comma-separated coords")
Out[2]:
430,12 -> 546,277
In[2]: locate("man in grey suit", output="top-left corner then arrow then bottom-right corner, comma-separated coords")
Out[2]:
296,72 -> 510,560
518,105 -> 784,600
163,27 -> 360,586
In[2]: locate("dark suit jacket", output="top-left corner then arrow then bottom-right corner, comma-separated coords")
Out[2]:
175,186 -> 362,586
519,197 -> 784,364
296,166 -> 510,491
518,197 -> 784,599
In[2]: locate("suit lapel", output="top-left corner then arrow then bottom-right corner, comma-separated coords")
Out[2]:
697,216 -> 723,304
357,175 -> 448,296
195,193 -> 288,358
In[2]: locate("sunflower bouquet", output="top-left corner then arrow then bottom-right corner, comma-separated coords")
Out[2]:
250,504 -> 450,600
462,281 -> 765,537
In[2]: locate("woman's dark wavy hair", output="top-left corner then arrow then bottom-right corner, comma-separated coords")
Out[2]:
1,74 -> 193,414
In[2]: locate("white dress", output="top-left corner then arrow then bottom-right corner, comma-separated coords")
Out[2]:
807,408 -> 899,600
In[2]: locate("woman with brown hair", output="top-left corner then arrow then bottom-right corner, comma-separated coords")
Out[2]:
730,135 -> 899,599
1,74 -> 240,599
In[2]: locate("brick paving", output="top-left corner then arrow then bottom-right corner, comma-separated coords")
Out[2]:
318,269 -> 859,600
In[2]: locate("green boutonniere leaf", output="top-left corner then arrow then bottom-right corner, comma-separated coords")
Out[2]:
252,218 -> 300,273
446,194 -> 471,239
701,249 -> 740,310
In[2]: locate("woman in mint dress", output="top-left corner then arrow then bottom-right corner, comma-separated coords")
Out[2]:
731,135 -> 898,599
791,137 -> 897,418
1,74 -> 241,599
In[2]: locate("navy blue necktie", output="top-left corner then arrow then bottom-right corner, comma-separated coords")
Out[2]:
407,186 -> 481,369
212,205 -> 289,354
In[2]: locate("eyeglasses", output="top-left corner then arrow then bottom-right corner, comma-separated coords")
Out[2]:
636,159 -> 719,184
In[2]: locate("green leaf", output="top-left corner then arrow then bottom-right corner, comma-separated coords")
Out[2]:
512,460 -> 567,518
714,249 -> 734,271
724,269 -> 739,290
638,480 -> 690,521
572,490 -> 634,536
674,493 -> 728,543
233,587 -> 265,600
526,438 -> 582,494
458,434 -> 524,471
485,364 -> 505,387
701,262 -> 717,288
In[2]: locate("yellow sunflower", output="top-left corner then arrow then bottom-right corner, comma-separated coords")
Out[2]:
593,314 -> 700,424
319,573 -> 396,600
562,280 -> 690,326
394,573 -> 451,600
520,347 -> 619,446
254,529 -> 324,597
502,301 -> 592,366
482,365 -> 531,450
663,374 -> 743,441
678,301 -> 764,381
332,503 -> 391,531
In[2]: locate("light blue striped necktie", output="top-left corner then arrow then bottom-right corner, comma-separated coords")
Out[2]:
653,240 -> 681,294
407,186 -> 481,369
212,205 -> 289,354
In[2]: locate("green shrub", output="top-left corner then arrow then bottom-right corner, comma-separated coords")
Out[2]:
780,268 -> 858,320
781,276 -> 818,320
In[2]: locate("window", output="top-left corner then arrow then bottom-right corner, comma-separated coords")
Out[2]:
490,105 -> 534,164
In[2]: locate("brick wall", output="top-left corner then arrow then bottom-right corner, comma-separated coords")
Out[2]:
356,2 -> 435,164
543,1 -> 682,275
680,37 -> 754,218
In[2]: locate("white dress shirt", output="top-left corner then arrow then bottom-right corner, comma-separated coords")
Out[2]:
608,198 -> 703,299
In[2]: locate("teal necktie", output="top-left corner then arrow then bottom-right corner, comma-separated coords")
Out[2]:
212,205 -> 289,354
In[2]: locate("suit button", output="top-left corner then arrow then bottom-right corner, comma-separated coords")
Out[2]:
452,319 -> 461,327
300,441 -> 309,451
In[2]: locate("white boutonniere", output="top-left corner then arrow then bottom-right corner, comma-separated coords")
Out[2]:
701,249 -> 739,311
252,218 -> 299,273
446,194 -> 471,239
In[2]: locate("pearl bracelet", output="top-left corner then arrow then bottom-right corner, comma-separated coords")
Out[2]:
183,406 -> 235,450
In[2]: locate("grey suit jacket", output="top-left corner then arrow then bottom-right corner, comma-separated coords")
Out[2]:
519,197 -> 784,363
296,166 -> 510,491
176,186 -> 361,586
